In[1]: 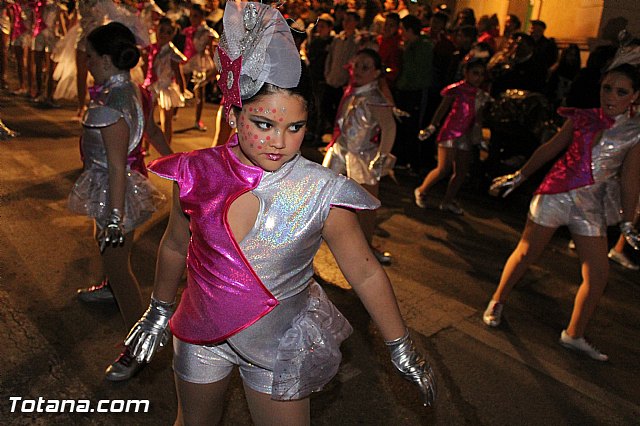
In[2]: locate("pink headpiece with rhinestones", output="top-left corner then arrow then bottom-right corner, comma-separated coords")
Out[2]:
214,1 -> 301,119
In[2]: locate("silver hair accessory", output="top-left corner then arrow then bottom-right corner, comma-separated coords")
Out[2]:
608,30 -> 640,70
214,1 -> 301,118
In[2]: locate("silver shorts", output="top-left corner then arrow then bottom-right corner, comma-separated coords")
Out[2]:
173,336 -> 274,394
32,32 -> 59,52
529,193 -> 605,237
438,133 -> 474,151
11,33 -> 31,47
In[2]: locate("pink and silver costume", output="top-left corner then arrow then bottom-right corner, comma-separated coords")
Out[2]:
148,134 -> 379,399
32,0 -> 63,52
437,80 -> 489,151
143,42 -> 187,110
10,0 -> 33,48
68,72 -> 164,231
529,107 -> 640,236
182,22 -> 217,77
325,81 -> 392,185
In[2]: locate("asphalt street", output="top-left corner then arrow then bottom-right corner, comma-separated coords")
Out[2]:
1,88 -> 639,426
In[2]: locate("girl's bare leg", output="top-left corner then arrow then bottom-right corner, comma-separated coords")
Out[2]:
358,183 -> 379,245
416,146 -> 454,195
34,50 -> 45,98
13,45 -> 26,92
174,375 -> 232,426
566,234 -> 609,338
46,52 -> 55,101
490,220 -> 557,303
98,230 -> 144,329
161,107 -> 174,145
442,148 -> 472,206
244,385 -> 310,426
195,85 -> 205,125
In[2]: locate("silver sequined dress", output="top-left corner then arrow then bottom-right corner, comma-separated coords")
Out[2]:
68,73 -> 164,231
325,81 -> 392,185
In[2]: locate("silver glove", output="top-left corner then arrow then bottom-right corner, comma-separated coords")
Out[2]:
125,296 -> 176,363
369,152 -> 388,180
98,209 -> 124,253
418,124 -> 436,141
488,170 -> 525,198
620,221 -> 640,250
385,330 -> 437,407
392,107 -> 410,121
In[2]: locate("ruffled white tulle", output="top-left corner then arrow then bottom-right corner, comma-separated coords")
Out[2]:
149,81 -> 185,110
271,282 -> 353,400
52,23 -> 83,101
68,168 -> 165,232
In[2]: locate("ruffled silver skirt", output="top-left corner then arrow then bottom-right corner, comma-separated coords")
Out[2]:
68,168 -> 165,232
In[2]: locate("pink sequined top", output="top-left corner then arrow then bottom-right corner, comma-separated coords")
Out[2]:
437,81 -> 484,142
148,135 -> 379,345
535,108 -> 615,195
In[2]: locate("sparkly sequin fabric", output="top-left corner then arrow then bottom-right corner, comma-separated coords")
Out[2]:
144,42 -> 187,111
529,108 -> 640,235
437,81 -> 486,142
149,135 -> 378,398
68,73 -> 164,232
326,81 -> 391,185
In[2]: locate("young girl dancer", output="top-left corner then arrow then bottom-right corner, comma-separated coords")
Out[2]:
181,3 -> 217,131
31,0 -> 66,106
118,2 -> 436,421
323,48 -> 397,265
143,16 -> 187,145
66,22 -> 171,379
484,64 -> 640,361
414,56 -> 490,215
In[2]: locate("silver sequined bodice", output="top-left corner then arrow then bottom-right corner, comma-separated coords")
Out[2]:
591,113 -> 640,183
238,154 -> 379,300
153,43 -> 184,87
336,81 -> 389,156
81,73 -> 145,171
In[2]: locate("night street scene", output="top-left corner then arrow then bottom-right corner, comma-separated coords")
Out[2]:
1,0 -> 639,425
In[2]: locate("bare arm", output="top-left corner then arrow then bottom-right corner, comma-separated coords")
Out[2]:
322,207 -> 406,341
145,115 -> 173,156
101,119 -> 130,213
620,142 -> 640,223
172,60 -> 187,94
370,105 -> 396,155
520,118 -> 574,178
152,183 -> 190,302
429,96 -> 454,128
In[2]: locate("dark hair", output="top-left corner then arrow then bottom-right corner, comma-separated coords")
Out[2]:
356,48 -> 383,71
87,22 -> 140,70
190,3 -> 205,16
604,63 -> 640,91
385,12 -> 400,26
507,14 -> 521,30
401,15 -> 422,35
530,20 -> 546,30
457,25 -> 477,39
345,9 -> 361,23
432,11 -> 449,25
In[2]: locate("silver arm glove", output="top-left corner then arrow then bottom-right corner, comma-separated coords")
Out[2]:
124,296 -> 176,363
620,221 -> 640,250
385,330 -> 437,407
418,124 -> 436,141
392,107 -> 410,121
98,208 -> 125,253
488,170 -> 525,198
368,152 -> 388,180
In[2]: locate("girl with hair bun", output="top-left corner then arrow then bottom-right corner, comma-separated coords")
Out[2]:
68,21 -> 172,381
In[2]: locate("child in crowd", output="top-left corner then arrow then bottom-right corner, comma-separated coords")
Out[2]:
415,54 -> 490,215
143,16 -> 189,145
181,3 -> 218,131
